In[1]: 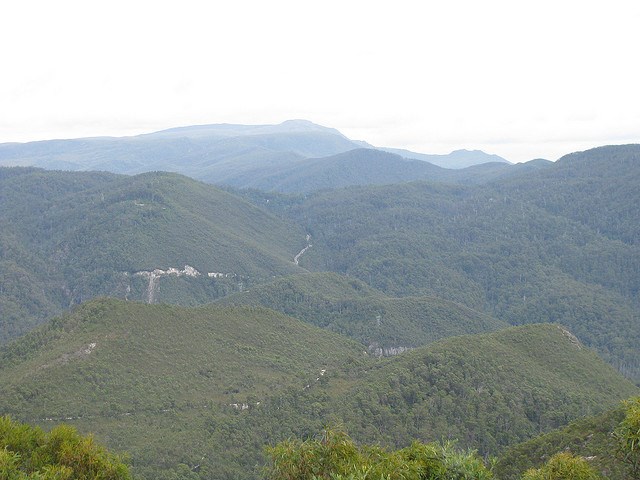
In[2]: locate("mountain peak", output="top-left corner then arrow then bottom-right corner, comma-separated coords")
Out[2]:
273,119 -> 347,137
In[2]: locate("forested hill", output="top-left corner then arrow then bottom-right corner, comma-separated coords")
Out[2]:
495,397 -> 638,480
0,299 -> 636,479
218,272 -> 508,351
216,149 -> 445,192
2,144 -> 640,383
331,324 -> 639,455
251,144 -> 640,380
0,167 -> 307,342
491,144 -> 640,245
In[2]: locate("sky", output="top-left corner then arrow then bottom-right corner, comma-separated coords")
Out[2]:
2,0 -> 639,163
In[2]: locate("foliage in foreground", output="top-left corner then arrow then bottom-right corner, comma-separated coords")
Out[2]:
497,396 -> 640,480
0,416 -> 131,480
265,427 -> 492,480
613,396 -> 640,478
521,452 -> 601,480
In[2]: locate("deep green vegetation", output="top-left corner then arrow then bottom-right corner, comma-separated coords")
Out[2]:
219,272 -> 507,352
0,300 -> 636,479
331,325 -> 638,456
614,397 -> 640,478
2,137 -> 640,478
243,145 -> 640,379
0,299 -> 368,479
521,452 -> 601,480
496,397 -> 640,480
0,167 -> 306,342
0,415 -> 131,479
265,427 -> 492,480
496,407 -> 625,480
264,398 -> 640,480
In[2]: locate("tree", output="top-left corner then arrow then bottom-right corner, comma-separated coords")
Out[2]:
521,452 -> 601,480
614,396 -> 640,479
264,426 -> 493,480
0,416 -> 131,479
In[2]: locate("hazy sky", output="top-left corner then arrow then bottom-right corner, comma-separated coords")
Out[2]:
2,1 -> 639,162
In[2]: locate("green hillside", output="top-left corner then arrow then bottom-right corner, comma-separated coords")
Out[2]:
0,299 -> 366,419
0,167 -> 307,342
221,149 -> 445,192
331,324 -> 638,455
0,300 -> 636,479
495,397 -> 640,480
217,149 -> 550,193
256,146 -> 640,379
219,272 -> 508,351
493,144 -> 640,246
161,323 -> 637,478
0,298 -> 368,479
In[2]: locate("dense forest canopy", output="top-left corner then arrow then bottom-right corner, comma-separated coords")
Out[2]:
1,141 -> 639,479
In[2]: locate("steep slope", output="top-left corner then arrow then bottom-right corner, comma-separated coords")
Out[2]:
219,272 -> 508,352
495,401 -> 634,480
0,167 -> 307,342
0,299 -> 368,479
260,145 -> 640,379
0,302 -> 635,480
492,144 -> 640,245
331,325 -> 639,455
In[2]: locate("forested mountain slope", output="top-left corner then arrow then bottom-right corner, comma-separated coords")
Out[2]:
216,151 -> 551,193
492,144 -> 640,246
1,300 -> 635,479
216,149 -> 444,192
0,299 -> 367,479
0,167 -> 307,342
495,398 -> 638,480
253,145 -> 640,379
219,272 -> 508,351
330,324 -> 639,455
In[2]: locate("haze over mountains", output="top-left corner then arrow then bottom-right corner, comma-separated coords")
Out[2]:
0,120 -> 512,192
0,120 -> 639,479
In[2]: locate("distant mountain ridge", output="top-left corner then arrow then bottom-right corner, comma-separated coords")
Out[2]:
0,120 -> 513,192
380,146 -> 510,168
146,119 -> 348,139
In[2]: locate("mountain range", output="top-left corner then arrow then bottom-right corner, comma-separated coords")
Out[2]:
0,121 -> 639,479
0,120 -> 511,192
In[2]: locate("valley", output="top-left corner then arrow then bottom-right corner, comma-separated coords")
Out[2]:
0,122 -> 639,479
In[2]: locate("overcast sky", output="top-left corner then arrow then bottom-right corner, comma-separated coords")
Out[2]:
2,1 -> 639,162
